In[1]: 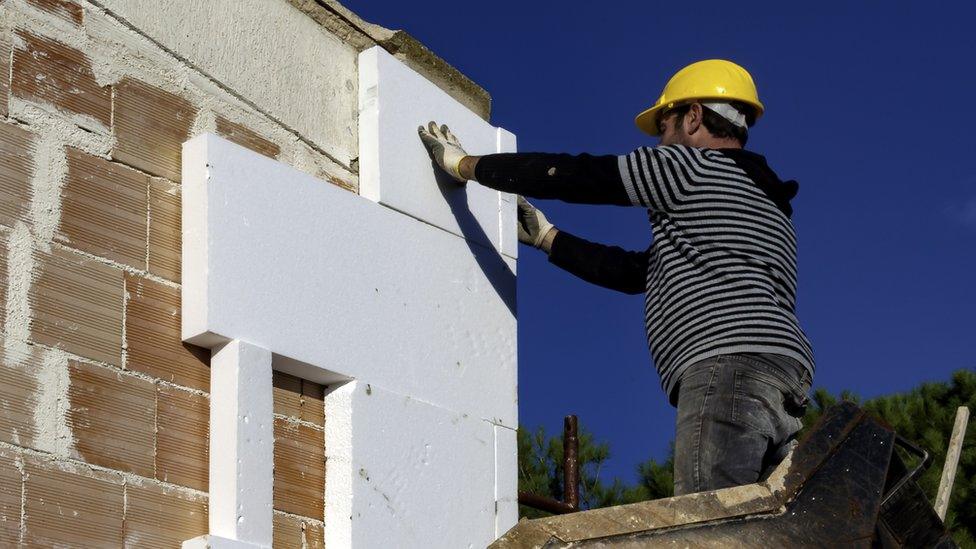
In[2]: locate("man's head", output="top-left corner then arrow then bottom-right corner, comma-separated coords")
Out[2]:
656,101 -> 756,148
635,59 -> 764,148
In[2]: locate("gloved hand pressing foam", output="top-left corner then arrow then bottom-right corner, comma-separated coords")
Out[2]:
418,121 -> 469,183
517,196 -> 557,252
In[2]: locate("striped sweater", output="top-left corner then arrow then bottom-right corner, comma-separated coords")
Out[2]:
475,144 -> 815,403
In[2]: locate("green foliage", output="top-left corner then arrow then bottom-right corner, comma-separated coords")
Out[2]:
518,369 -> 975,545
516,423 -> 673,519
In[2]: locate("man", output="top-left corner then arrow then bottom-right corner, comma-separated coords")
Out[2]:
419,59 -> 814,495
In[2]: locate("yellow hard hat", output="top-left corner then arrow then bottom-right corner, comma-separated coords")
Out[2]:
635,59 -> 765,136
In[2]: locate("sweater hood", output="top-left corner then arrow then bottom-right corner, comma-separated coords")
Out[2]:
717,148 -> 798,218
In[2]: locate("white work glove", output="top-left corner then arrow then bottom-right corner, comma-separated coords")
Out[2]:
418,121 -> 469,183
517,196 -> 555,249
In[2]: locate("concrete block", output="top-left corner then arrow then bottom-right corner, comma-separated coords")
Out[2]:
26,0 -> 83,26
272,418 -> 324,518
215,117 -> 280,160
98,0 -> 358,165
272,513 -> 324,549
0,335 -> 42,449
494,424 -> 519,536
0,234 -> 5,330
67,360 -> 155,476
359,46 -> 518,255
0,448 -> 21,543
12,31 -> 110,130
324,381 -> 497,548
272,371 -> 303,420
30,245 -> 123,366
182,134 -> 516,428
60,148 -> 148,269
0,121 -> 35,228
156,384 -> 209,491
113,77 -> 197,181
209,340 -> 274,547
148,178 -> 182,282
0,33 -> 8,117
301,380 -> 326,427
23,459 -> 124,547
126,273 -> 211,391
272,372 -> 325,427
125,482 -> 208,548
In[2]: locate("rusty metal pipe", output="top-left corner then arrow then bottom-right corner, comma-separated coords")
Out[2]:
517,415 -> 581,515
563,415 -> 579,510
516,492 -> 577,515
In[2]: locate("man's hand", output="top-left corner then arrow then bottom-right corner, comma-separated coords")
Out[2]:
418,121 -> 469,183
518,196 -> 557,252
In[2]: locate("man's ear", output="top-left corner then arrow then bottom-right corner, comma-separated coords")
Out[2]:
685,103 -> 704,135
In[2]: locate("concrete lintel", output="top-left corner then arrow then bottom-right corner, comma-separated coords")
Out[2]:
286,0 -> 492,120
491,457 -> 791,547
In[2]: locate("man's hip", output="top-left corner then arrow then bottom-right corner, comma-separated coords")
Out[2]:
672,353 -> 812,496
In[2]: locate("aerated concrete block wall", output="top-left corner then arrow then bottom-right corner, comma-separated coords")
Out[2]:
0,0 -> 493,546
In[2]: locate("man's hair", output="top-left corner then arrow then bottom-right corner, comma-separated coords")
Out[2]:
670,101 -> 755,146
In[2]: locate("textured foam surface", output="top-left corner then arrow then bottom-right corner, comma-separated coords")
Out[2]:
359,46 -> 517,258
182,134 -> 516,428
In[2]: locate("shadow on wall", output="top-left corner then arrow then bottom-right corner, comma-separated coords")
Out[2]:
433,162 -> 517,317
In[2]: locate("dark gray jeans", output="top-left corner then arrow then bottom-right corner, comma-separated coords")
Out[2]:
673,353 -> 812,496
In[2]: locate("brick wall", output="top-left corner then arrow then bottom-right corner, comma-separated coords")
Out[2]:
0,0 -> 362,546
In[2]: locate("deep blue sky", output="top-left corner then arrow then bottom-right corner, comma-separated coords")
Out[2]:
343,0 -> 976,484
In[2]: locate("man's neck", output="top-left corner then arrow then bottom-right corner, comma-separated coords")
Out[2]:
688,136 -> 742,149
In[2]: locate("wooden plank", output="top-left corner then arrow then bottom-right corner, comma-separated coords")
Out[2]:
934,406 -> 970,520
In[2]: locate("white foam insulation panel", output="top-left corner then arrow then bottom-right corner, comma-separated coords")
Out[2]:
359,46 -> 518,259
182,129 -> 518,547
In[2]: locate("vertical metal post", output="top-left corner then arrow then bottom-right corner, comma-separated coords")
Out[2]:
563,415 -> 579,510
517,413 -> 582,515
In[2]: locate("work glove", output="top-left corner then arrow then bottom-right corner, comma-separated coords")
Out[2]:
418,121 -> 468,183
517,196 -> 556,249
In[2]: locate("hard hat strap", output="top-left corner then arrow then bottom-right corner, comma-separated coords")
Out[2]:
701,102 -> 747,129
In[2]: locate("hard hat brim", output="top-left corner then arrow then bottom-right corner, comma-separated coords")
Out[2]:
634,97 -> 765,137
635,104 -> 667,136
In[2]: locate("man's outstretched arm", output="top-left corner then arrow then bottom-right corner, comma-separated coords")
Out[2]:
519,197 -> 646,295
419,122 -> 630,206
420,121 -> 717,213
462,153 -> 630,206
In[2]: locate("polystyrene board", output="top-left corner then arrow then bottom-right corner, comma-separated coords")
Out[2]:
359,46 -> 517,256
182,134 -> 517,428
496,128 -> 519,259
182,535 -> 266,549
494,424 -> 518,537
209,340 -> 273,546
325,381 -> 496,548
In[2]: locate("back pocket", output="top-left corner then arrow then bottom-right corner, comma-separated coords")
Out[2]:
731,370 -> 783,436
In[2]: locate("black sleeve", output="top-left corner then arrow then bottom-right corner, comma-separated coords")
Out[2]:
473,152 -> 631,206
547,231 -> 647,295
